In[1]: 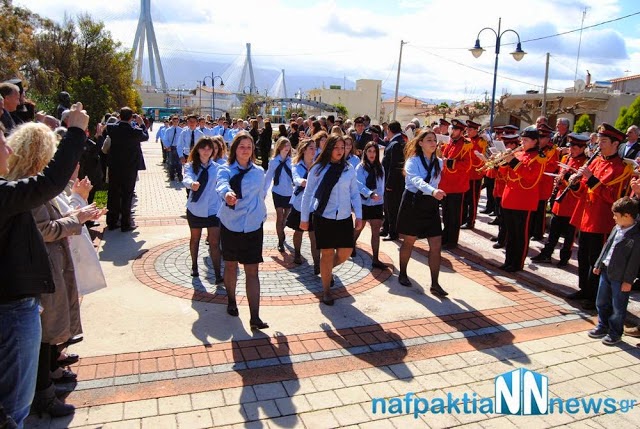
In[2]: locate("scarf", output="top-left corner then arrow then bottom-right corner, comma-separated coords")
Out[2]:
227,165 -> 253,209
190,163 -> 210,203
313,163 -> 344,215
273,159 -> 292,186
293,164 -> 308,196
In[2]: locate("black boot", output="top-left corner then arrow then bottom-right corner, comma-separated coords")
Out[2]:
31,384 -> 75,418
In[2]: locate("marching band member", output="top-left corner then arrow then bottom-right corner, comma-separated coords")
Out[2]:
529,123 -> 559,241
439,119 -> 472,249
461,120 -> 487,229
500,126 -> 545,272
531,133 -> 588,266
568,123 -> 634,309
489,134 -> 520,248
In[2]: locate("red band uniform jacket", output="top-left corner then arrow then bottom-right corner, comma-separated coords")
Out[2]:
502,148 -> 545,212
551,153 -> 587,217
440,136 -> 473,194
538,145 -> 559,201
468,135 -> 488,182
570,154 -> 633,234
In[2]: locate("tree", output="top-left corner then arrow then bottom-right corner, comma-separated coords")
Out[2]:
615,96 -> 640,131
333,103 -> 348,118
2,5 -> 140,129
573,114 -> 593,133
238,94 -> 259,119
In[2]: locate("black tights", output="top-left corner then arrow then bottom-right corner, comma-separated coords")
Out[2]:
36,343 -> 59,391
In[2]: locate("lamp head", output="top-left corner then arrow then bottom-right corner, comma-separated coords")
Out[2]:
511,42 -> 526,61
219,80 -> 225,88
470,39 -> 484,58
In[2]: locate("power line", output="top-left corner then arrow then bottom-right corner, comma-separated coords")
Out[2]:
408,45 -> 565,91
410,10 -> 640,50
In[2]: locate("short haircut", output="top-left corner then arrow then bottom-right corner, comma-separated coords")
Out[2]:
187,114 -> 198,121
612,196 -> 639,218
120,107 -> 134,121
388,120 -> 402,134
0,82 -> 19,98
557,117 -> 570,127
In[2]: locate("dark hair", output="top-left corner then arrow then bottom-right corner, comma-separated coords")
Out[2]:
388,120 -> 402,134
120,107 -> 134,121
311,134 -> 345,175
343,135 -> 355,157
211,135 -> 226,161
227,131 -> 255,165
293,138 -> 314,165
612,196 -> 639,218
312,131 -> 328,144
311,121 -> 322,135
361,141 -> 383,179
187,136 -> 216,173
404,130 -> 441,179
278,124 -> 287,138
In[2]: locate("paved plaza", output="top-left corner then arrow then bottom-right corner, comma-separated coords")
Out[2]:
25,133 -> 640,428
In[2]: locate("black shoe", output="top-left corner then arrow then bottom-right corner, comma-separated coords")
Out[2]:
226,305 -> 239,317
566,290 -> 585,300
460,223 -> 474,230
51,369 -> 77,384
531,254 -> 552,263
489,236 -> 499,242
330,277 -> 335,288
382,235 -> 399,241
398,275 -> 412,287
557,259 -> 570,267
322,296 -> 335,306
581,300 -> 596,310
121,225 -> 137,232
430,284 -> 449,297
498,264 -> 511,270
480,208 -> 493,214
215,275 -> 224,284
31,385 -> 75,418
65,335 -> 83,346
371,260 -> 388,270
191,268 -> 199,277
442,243 -> 458,250
488,218 -> 500,225
250,320 -> 269,330
504,266 -> 521,273
277,243 -> 285,252
351,248 -> 357,257
57,353 -> 79,366
492,242 -> 505,249
107,224 -> 120,231
380,229 -> 389,237
602,334 -> 621,346
314,264 -> 320,275
588,327 -> 608,339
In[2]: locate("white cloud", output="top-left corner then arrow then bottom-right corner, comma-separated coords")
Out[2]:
17,0 -> 639,101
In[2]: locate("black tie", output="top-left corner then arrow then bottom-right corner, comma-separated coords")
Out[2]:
293,165 -> 308,196
314,163 -> 343,215
171,129 -> 177,146
273,160 -> 292,186
227,166 -> 252,209
190,164 -> 210,203
190,130 -> 195,148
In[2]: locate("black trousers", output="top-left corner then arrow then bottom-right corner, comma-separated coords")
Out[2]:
462,179 -> 482,225
168,147 -> 182,180
384,188 -> 403,237
577,231 -> 606,301
442,193 -> 463,246
503,208 -> 531,270
529,199 -> 547,239
161,142 -> 167,163
483,177 -> 496,212
540,215 -> 576,261
107,171 -> 137,228
495,197 -> 506,244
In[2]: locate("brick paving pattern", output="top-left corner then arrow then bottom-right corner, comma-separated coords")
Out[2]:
23,136 -> 640,428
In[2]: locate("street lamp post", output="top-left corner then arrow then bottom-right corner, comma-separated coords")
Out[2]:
470,17 -> 526,131
202,74 -> 224,118
197,80 -> 202,115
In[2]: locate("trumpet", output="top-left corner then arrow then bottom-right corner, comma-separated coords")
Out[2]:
475,146 -> 523,172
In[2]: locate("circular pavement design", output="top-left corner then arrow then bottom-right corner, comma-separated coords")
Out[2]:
133,232 -> 393,305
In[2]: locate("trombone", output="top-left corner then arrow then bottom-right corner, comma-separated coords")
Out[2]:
475,145 -> 523,172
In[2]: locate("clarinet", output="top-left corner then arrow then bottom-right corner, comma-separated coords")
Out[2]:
555,147 -> 601,204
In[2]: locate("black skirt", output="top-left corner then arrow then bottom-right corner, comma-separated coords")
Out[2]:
220,224 -> 264,264
313,215 -> 354,249
286,208 -> 314,232
272,192 -> 292,209
362,204 -> 384,220
186,210 -> 220,229
396,190 -> 442,238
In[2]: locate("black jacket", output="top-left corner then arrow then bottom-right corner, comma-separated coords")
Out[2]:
350,131 -> 372,152
595,222 -> 640,284
105,121 -> 148,173
0,127 -> 87,301
382,134 -> 405,191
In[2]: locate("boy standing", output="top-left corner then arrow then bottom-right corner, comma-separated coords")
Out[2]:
588,196 -> 640,345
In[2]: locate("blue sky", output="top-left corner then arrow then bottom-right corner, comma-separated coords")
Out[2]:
19,0 -> 640,102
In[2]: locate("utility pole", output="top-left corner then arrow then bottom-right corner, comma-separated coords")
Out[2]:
574,8 -> 587,82
392,40 -> 407,121
542,53 -> 550,116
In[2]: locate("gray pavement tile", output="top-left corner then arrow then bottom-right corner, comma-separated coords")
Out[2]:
114,375 -> 141,386
246,358 -> 281,369
139,370 -> 176,383
309,349 -> 344,360
176,366 -> 212,378
75,378 -> 116,390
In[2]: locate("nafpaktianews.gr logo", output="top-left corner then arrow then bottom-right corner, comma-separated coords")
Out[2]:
371,368 -> 637,418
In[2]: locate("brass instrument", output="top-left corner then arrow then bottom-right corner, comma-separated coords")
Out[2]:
475,146 -> 523,172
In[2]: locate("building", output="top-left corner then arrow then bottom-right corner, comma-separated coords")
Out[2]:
382,95 -> 434,125
609,74 -> 640,94
136,84 -> 234,118
307,79 -> 382,122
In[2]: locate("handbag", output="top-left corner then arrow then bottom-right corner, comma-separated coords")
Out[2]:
68,226 -> 107,295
